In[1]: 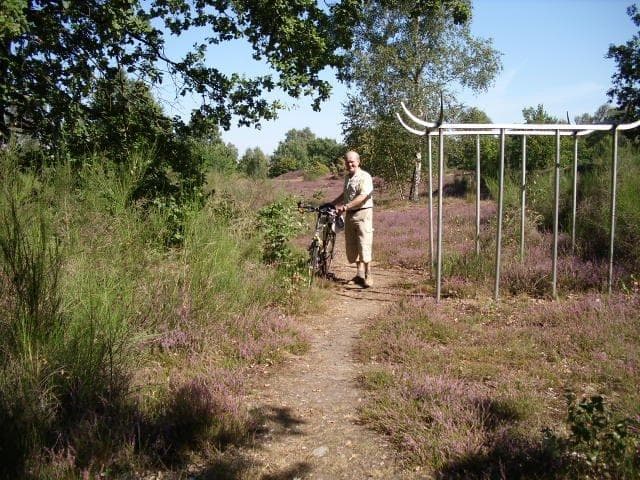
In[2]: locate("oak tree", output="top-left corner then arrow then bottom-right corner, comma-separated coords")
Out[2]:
0,0 -> 361,146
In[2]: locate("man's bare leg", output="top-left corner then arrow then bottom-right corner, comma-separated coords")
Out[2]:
363,262 -> 372,288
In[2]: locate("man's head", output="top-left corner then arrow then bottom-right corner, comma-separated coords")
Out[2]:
343,150 -> 360,176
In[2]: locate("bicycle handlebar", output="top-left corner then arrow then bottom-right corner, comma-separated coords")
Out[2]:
297,202 -> 337,215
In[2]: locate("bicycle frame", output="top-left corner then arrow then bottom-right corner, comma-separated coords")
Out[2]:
299,203 -> 339,282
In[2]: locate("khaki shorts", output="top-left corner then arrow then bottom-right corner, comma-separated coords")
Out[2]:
345,208 -> 373,263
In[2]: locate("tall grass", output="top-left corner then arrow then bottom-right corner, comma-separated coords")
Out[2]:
0,147 -> 310,477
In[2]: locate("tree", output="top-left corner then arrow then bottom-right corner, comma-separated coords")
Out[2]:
307,137 -> 345,172
0,0 -> 362,147
574,104 -> 621,161
341,0 -> 502,194
446,106 -> 498,175
269,128 -> 344,177
70,69 -> 173,160
270,128 -> 315,175
182,114 -> 238,173
239,147 -> 269,178
607,4 -> 640,138
515,104 -> 569,172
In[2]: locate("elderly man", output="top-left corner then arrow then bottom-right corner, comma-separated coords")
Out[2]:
330,151 -> 374,287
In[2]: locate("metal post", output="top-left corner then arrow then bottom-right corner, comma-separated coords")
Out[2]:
571,135 -> 578,255
475,134 -> 481,256
552,130 -> 561,299
520,135 -> 527,261
436,129 -> 444,302
494,129 -> 505,301
428,135 -> 435,272
608,129 -> 619,294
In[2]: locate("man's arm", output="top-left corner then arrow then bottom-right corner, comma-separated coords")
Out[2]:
337,192 -> 369,213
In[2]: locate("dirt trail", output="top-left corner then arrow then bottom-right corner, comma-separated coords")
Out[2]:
235,240 -> 424,479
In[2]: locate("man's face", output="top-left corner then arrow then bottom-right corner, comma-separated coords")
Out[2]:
344,154 -> 360,175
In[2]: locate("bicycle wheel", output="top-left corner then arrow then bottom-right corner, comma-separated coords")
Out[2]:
322,231 -> 336,277
308,239 -> 321,282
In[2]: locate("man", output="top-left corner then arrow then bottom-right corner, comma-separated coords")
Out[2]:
330,151 -> 374,288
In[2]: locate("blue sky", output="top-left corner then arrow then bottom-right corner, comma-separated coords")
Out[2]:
159,0 -> 637,155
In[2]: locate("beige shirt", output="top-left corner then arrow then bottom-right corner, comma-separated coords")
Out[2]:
344,169 -> 373,209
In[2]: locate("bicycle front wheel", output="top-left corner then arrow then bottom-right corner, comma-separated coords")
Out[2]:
322,231 -> 336,277
308,239 -> 321,282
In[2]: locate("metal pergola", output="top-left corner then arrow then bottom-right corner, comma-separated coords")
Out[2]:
397,102 -> 640,302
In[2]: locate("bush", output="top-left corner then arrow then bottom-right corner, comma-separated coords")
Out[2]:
0,150 -> 137,477
544,393 -> 640,478
257,198 -> 306,270
303,161 -> 330,181
0,145 -> 313,477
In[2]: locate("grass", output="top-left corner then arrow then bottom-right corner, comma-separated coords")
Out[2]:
0,150 -> 315,478
350,163 -> 640,477
354,292 -> 640,477
3,147 -> 638,477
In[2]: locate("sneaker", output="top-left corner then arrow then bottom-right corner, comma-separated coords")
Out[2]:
347,275 -> 365,286
363,275 -> 373,288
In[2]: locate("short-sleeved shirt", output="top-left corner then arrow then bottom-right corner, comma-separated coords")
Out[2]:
343,169 -> 374,209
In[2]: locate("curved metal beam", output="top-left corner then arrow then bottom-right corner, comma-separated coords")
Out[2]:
435,122 -> 612,132
616,118 -> 640,131
423,129 -> 596,137
396,112 -> 426,136
401,93 -> 444,130
401,102 -> 439,129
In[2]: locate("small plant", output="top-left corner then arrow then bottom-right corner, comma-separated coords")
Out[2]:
544,392 -> 640,478
257,198 -> 306,269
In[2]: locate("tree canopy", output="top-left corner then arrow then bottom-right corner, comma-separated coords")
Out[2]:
341,0 -> 502,180
269,128 -> 343,177
0,0 -> 363,146
239,146 -> 269,178
607,4 -> 640,132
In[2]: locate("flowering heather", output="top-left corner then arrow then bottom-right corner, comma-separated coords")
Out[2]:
374,207 -> 429,268
355,290 -> 640,475
142,371 -> 250,464
359,370 -> 539,472
374,198 -> 495,269
158,328 -> 192,351
500,238 -> 613,297
225,307 -> 309,364
272,172 -> 343,203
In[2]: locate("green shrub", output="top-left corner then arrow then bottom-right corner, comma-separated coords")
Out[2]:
257,198 -> 306,269
303,161 -> 330,181
0,145 -> 313,477
575,150 -> 640,272
544,393 -> 640,478
0,150 -> 139,477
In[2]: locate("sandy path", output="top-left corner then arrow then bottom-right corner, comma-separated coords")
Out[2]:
231,241 -> 423,480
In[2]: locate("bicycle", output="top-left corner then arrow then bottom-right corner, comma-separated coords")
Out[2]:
298,202 -> 343,283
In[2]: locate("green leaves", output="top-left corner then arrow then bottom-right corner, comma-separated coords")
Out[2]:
269,127 -> 344,177
0,0 -> 28,39
607,5 -> 640,139
257,198 -> 305,267
544,392 -> 640,478
342,0 -> 502,181
1,0 -> 363,148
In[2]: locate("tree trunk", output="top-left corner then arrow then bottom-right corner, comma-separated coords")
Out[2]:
410,150 -> 422,202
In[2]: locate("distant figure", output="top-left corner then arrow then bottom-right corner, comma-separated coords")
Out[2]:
330,151 -> 374,288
